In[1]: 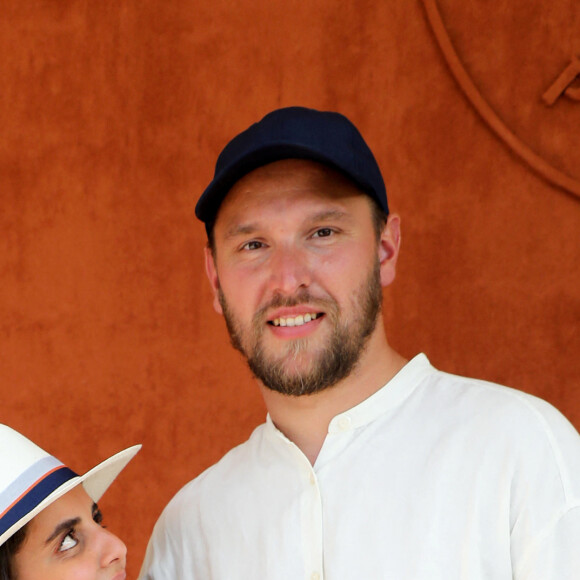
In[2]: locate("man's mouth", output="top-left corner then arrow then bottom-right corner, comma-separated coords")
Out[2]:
269,313 -> 322,327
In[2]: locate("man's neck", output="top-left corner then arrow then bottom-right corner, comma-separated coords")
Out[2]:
259,339 -> 407,465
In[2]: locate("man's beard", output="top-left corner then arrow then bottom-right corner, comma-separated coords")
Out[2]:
218,261 -> 383,397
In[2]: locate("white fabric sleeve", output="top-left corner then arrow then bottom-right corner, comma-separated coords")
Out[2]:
514,505 -> 580,579
138,509 -> 181,580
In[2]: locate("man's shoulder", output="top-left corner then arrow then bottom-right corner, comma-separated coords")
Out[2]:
161,422 -> 269,516
427,364 -> 562,416
420,361 -> 580,452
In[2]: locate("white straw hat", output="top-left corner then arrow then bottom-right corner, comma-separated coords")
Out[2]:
0,424 -> 140,546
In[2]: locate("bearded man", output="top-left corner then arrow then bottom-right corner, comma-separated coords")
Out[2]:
140,107 -> 580,580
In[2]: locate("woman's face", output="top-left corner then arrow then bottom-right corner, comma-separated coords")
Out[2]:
13,485 -> 126,580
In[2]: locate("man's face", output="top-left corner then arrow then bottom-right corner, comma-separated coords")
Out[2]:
205,159 -> 396,396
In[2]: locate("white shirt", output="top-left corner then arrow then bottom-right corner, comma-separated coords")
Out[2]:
140,354 -> 580,579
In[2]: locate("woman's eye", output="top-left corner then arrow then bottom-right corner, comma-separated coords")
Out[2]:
58,531 -> 78,552
312,228 -> 333,238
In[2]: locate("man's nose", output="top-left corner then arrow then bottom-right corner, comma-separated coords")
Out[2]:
267,245 -> 312,296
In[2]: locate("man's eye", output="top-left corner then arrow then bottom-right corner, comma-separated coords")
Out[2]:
312,228 -> 333,238
241,240 -> 264,251
58,531 -> 78,552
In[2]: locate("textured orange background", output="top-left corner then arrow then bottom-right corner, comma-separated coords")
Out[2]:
1,2 -> 578,577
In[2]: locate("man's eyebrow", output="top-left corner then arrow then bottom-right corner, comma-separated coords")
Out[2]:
45,517 -> 81,544
223,223 -> 261,240
223,209 -> 351,240
308,209 -> 350,222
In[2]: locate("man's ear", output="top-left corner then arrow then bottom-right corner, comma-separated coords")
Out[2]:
204,246 -> 223,315
378,214 -> 401,288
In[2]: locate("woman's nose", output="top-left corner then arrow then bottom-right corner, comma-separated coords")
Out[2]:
98,527 -> 127,568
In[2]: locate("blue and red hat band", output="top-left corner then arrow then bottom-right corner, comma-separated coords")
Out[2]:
0,464 -> 78,538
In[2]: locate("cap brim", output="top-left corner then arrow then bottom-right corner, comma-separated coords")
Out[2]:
196,143 -> 379,225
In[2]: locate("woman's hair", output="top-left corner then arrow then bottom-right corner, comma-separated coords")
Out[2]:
0,525 -> 28,580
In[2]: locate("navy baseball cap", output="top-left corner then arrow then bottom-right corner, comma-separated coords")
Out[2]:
196,106 -> 388,231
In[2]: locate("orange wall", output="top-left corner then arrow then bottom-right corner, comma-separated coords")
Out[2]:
1,1 -> 578,577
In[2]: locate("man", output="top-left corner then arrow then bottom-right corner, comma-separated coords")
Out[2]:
140,107 -> 580,579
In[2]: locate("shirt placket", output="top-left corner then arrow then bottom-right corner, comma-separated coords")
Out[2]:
300,462 -> 324,580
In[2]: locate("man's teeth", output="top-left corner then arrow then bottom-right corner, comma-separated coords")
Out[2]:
272,313 -> 319,327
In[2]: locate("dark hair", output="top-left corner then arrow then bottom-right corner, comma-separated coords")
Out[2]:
369,197 -> 389,242
0,525 -> 28,580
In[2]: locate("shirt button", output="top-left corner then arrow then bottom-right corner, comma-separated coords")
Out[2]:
311,573 -> 321,580
309,472 -> 316,485
337,415 -> 352,430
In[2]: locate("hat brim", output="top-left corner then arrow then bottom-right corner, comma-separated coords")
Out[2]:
0,445 -> 140,546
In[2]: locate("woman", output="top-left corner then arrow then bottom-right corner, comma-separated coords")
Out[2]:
0,424 -> 140,579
